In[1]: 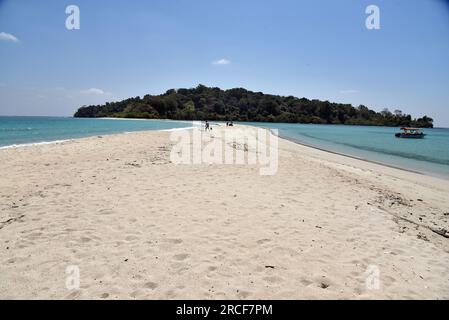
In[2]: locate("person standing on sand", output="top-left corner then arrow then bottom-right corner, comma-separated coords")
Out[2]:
205,121 -> 210,131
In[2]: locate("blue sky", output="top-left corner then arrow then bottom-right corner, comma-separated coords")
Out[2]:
1,0 -> 449,126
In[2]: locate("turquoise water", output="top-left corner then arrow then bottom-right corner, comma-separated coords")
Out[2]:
0,117 -> 193,148
2,117 -> 449,178
240,122 -> 449,179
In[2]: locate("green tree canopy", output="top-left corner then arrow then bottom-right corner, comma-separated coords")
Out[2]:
74,85 -> 434,128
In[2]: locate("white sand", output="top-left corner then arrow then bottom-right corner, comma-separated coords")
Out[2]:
0,125 -> 448,299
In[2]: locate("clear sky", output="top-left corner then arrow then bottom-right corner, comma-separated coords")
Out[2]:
1,0 -> 449,126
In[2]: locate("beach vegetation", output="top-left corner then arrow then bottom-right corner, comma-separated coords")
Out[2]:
74,85 -> 434,128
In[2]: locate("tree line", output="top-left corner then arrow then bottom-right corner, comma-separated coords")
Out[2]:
74,85 -> 434,128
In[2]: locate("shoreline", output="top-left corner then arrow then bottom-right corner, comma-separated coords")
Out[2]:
97,117 -> 193,124
0,139 -> 74,150
1,124 -> 448,181
280,134 -> 424,176
0,126 -> 197,150
245,125 -> 448,181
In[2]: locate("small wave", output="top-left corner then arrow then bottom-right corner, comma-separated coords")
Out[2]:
0,139 -> 72,150
159,126 -> 196,132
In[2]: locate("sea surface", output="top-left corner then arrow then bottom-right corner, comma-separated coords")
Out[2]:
240,122 -> 449,179
1,117 -> 448,179
0,116 -> 194,148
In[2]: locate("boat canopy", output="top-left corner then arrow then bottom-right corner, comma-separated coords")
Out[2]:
400,127 -> 423,131
395,127 -> 425,138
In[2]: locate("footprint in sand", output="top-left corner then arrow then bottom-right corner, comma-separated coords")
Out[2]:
26,232 -> 44,240
170,262 -> 190,273
130,290 -> 143,299
80,237 -> 92,243
98,209 -> 114,215
125,235 -> 140,242
65,291 -> 81,299
173,253 -> 190,261
300,278 -> 313,286
237,290 -> 252,299
165,238 -> 183,245
263,276 -> 284,284
144,282 -> 158,290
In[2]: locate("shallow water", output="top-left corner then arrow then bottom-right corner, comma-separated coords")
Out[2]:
240,122 -> 449,179
0,117 -> 194,148
2,117 -> 448,179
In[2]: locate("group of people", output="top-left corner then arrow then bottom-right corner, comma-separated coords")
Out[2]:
203,120 -> 233,131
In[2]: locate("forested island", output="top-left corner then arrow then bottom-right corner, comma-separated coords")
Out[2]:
74,85 -> 433,128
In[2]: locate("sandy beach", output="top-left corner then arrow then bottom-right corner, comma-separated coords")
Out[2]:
0,125 -> 448,299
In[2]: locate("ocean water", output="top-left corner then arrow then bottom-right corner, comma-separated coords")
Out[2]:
240,122 -> 449,179
2,117 -> 449,179
0,117 -> 194,148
